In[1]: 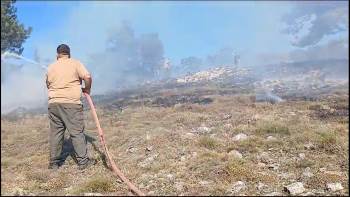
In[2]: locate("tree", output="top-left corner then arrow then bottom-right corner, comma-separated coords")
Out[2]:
1,0 -> 32,54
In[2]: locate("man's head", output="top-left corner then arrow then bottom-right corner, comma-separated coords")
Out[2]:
57,44 -> 70,58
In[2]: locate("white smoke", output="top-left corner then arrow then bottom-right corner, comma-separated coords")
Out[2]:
1,53 -> 47,114
282,1 -> 349,47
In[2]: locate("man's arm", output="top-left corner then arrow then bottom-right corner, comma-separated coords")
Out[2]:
82,74 -> 92,95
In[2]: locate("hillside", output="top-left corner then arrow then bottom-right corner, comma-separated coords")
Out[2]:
1,64 -> 349,196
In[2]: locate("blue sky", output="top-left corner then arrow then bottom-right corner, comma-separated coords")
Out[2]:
15,1 -> 348,66
15,1 -> 297,65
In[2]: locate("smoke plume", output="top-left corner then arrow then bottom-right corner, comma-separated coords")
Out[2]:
282,1 -> 348,47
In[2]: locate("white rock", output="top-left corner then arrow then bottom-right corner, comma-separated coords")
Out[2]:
326,183 -> 343,192
258,152 -> 271,163
228,150 -> 243,159
184,132 -> 195,138
264,192 -> 282,196
266,136 -> 277,141
232,133 -> 248,141
299,153 -> 306,159
175,182 -> 184,191
301,192 -> 314,196
209,133 -> 217,138
166,174 -> 174,180
199,180 -> 212,186
324,171 -> 342,176
321,105 -> 331,110
284,182 -> 305,195
146,146 -> 153,152
303,167 -> 314,177
304,143 -> 315,150
180,156 -> 186,161
84,193 -> 103,196
199,126 -> 211,132
257,182 -> 267,191
192,126 -> 211,134
267,163 -> 279,170
228,181 -> 247,193
258,162 -> 266,168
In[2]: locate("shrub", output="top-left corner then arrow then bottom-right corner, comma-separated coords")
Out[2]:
198,136 -> 218,150
75,176 -> 114,194
255,121 -> 290,135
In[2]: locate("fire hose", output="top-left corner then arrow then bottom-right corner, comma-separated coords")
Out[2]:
84,93 -> 145,196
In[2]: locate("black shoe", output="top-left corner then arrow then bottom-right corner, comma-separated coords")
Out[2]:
78,159 -> 96,170
48,164 -> 59,170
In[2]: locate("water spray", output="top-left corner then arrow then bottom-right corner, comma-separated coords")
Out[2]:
1,51 -> 48,70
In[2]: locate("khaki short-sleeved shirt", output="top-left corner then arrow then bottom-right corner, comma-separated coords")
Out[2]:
46,57 -> 90,104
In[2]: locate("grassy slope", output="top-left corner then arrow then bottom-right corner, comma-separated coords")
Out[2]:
1,84 -> 349,196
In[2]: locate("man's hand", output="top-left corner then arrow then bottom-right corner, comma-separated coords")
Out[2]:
82,87 -> 91,95
82,74 -> 92,95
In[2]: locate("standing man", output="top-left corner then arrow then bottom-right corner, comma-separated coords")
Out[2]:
46,44 -> 95,170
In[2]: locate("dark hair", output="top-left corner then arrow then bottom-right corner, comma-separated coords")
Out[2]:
57,44 -> 70,57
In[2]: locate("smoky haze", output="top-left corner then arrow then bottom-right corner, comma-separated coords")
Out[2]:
1,2 -> 348,114
88,21 -> 165,93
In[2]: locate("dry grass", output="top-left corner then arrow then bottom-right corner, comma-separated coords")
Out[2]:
1,84 -> 348,196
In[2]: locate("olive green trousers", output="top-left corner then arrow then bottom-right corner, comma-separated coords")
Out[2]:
48,103 -> 88,166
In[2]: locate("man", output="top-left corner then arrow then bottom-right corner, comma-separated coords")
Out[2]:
46,44 -> 95,170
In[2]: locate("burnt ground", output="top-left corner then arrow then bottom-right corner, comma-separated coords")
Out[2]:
1,79 -> 349,196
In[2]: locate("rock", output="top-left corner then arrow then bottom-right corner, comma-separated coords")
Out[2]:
284,182 -> 305,195
146,146 -> 153,152
264,192 -> 282,196
12,187 -> 27,196
326,183 -> 343,192
228,181 -> 247,194
228,150 -> 243,159
224,124 -> 233,130
126,146 -> 137,153
199,126 -> 211,133
232,133 -> 248,141
222,114 -> 232,120
192,152 -> 198,157
299,153 -> 306,160
138,154 -> 158,167
266,136 -> 277,141
321,105 -> 331,110
180,156 -> 186,162
257,182 -> 268,191
303,167 -> 314,177
267,163 -> 279,171
147,191 -> 155,195
324,171 -> 342,176
257,152 -> 271,163
304,143 -> 315,150
192,126 -> 211,134
184,132 -> 195,138
199,180 -> 212,186
289,112 -> 296,116
175,182 -> 184,191
301,192 -> 315,196
84,193 -> 103,196
258,162 -> 266,168
166,174 -> 174,180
